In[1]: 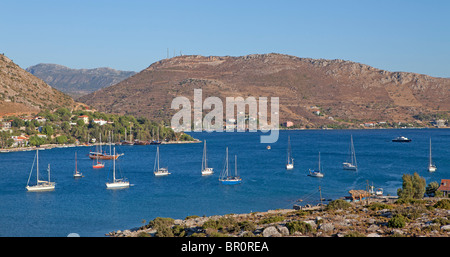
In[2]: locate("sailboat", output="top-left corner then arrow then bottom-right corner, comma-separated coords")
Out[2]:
92,152 -> 105,169
428,138 -> 437,172
89,132 -> 124,160
286,136 -> 294,170
73,152 -> 83,178
106,147 -> 129,189
219,147 -> 242,185
342,135 -> 357,171
201,140 -> 213,176
308,152 -> 324,178
26,149 -> 55,191
154,146 -> 170,176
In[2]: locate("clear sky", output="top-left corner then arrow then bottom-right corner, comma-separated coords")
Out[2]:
1,0 -> 449,77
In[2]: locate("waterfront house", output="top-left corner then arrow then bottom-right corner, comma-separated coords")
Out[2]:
438,179 -> 450,197
78,115 -> 89,124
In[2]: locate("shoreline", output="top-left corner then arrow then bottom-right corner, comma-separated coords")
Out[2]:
0,140 -> 201,153
107,196 -> 450,237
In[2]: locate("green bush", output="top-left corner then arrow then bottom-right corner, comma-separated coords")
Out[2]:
202,217 -> 239,233
434,199 -> 450,210
257,215 -> 285,225
149,217 -> 175,237
326,199 -> 351,211
238,221 -> 256,231
369,202 -> 392,211
388,215 -> 406,228
285,221 -> 313,235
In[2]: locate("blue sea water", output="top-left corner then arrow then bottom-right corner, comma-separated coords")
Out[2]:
0,129 -> 449,237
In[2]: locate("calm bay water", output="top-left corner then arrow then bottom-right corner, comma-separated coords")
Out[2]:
0,129 -> 449,237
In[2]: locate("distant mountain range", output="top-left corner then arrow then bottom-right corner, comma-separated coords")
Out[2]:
0,54 -> 76,116
78,53 -> 450,127
26,63 -> 136,99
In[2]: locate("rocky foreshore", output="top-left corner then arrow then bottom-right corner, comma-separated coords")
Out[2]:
107,197 -> 450,237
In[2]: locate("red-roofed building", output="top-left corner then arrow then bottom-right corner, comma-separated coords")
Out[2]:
438,179 -> 450,197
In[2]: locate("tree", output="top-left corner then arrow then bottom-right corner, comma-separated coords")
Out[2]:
397,172 -> 426,200
426,181 -> 441,197
56,135 -> 68,144
42,125 -> 54,137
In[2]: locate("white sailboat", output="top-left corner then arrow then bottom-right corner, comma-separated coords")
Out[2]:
428,138 -> 437,172
219,147 -> 241,185
286,136 -> 294,170
343,135 -> 357,171
308,152 -> 324,178
201,140 -> 213,176
73,152 -> 83,178
26,149 -> 55,191
106,147 -> 129,189
154,146 -> 170,176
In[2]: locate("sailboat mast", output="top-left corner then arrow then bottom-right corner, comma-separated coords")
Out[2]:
226,147 -> 229,177
235,155 -> 237,177
113,147 -> 116,182
75,152 -> 77,173
202,140 -> 206,170
109,131 -> 112,155
36,149 -> 39,184
318,152 -> 321,172
429,138 -> 432,165
157,146 -> 160,170
48,164 -> 51,182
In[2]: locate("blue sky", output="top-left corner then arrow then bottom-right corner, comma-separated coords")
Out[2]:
1,0 -> 449,77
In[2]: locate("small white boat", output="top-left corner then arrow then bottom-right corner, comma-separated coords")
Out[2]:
26,149 -> 55,192
106,147 -> 129,189
343,135 -> 357,171
392,136 -> 411,142
428,138 -> 437,172
286,136 -> 294,170
154,146 -> 170,176
308,152 -> 324,178
73,152 -> 83,178
201,140 -> 213,176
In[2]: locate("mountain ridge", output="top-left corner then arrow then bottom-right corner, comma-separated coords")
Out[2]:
77,53 -> 450,128
0,54 -> 77,117
26,63 -> 136,99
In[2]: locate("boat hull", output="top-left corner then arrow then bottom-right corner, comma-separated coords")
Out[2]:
342,162 -> 357,170
220,178 -> 242,185
93,164 -> 105,169
308,170 -> 324,178
428,165 -> 437,172
26,183 -> 55,192
106,181 -> 130,189
89,153 -> 123,160
73,173 -> 83,178
154,171 -> 170,176
286,164 -> 294,170
201,168 -> 214,176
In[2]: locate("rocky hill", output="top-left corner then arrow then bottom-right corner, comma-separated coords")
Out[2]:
108,197 -> 450,237
79,54 -> 450,127
26,63 -> 136,99
0,54 -> 76,117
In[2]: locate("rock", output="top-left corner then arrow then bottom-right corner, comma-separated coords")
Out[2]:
304,220 -> 316,227
318,223 -> 334,233
277,225 -> 290,236
262,226 -> 281,237
441,225 -> 450,231
367,224 -> 379,232
367,233 -> 381,237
